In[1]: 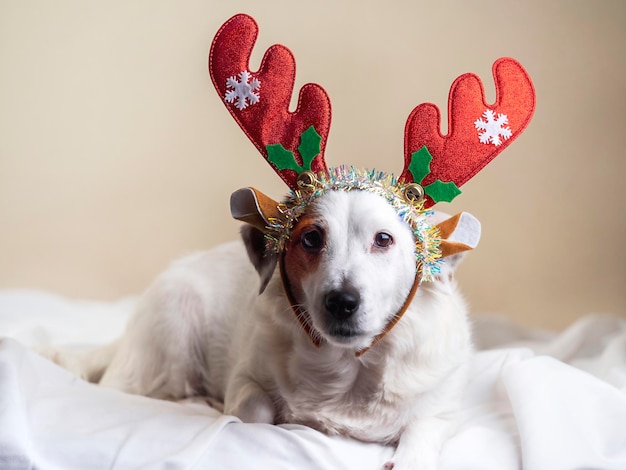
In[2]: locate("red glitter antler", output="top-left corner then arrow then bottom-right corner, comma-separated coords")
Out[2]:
400,58 -> 536,207
209,14 -> 332,191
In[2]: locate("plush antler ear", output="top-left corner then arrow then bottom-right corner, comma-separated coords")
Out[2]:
401,58 -> 536,207
230,187 -> 282,233
209,14 -> 332,191
436,212 -> 481,258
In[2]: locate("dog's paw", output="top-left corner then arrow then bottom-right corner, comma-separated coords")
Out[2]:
383,448 -> 438,470
203,396 -> 225,412
225,380 -> 276,424
382,460 -> 436,470
36,346 -> 89,380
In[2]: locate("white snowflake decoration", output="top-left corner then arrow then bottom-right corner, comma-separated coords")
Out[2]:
225,71 -> 261,110
474,109 -> 512,146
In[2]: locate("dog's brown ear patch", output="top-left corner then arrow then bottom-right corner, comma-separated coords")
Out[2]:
282,218 -> 324,298
230,187 -> 282,232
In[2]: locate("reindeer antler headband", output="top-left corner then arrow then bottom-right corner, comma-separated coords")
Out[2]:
209,14 -> 535,349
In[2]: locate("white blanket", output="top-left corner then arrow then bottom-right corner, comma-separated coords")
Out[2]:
1,290 -> 625,470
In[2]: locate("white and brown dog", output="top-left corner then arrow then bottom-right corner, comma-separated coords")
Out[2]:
47,187 -> 480,470
45,13 -> 536,470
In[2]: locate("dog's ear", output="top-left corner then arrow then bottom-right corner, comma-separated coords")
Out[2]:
231,187 -> 281,294
434,212 -> 481,274
239,225 -> 278,294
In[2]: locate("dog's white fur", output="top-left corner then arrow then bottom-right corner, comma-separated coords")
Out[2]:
47,190 -> 474,470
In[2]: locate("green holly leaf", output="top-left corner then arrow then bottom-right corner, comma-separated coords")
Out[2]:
298,126 -> 322,171
424,180 -> 462,203
408,146 -> 432,184
267,144 -> 303,173
266,126 -> 322,174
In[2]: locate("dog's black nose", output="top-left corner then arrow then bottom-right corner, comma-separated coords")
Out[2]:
324,288 -> 360,320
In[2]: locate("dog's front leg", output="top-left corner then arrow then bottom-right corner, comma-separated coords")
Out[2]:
224,374 -> 276,424
384,415 -> 455,470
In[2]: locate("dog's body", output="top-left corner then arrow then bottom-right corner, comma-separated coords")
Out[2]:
48,190 -> 474,470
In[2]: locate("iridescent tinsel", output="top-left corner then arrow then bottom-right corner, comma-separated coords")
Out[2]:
265,166 -> 442,280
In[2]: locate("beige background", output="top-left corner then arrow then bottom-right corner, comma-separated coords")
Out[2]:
1,1 -> 624,330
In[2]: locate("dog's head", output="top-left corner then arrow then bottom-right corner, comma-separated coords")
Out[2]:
280,190 -> 416,349
235,188 -> 480,351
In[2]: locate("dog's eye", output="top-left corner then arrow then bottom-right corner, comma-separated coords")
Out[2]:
301,228 -> 324,252
374,232 -> 393,248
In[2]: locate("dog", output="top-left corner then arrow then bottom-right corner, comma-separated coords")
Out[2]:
39,9 -> 538,466
45,185 -> 479,470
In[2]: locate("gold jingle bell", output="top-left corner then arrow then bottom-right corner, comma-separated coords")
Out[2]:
404,183 -> 425,204
297,171 -> 318,191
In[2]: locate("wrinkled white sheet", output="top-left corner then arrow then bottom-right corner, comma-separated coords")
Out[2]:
1,290 -> 625,470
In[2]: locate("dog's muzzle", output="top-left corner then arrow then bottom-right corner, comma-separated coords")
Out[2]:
279,251 -> 422,357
